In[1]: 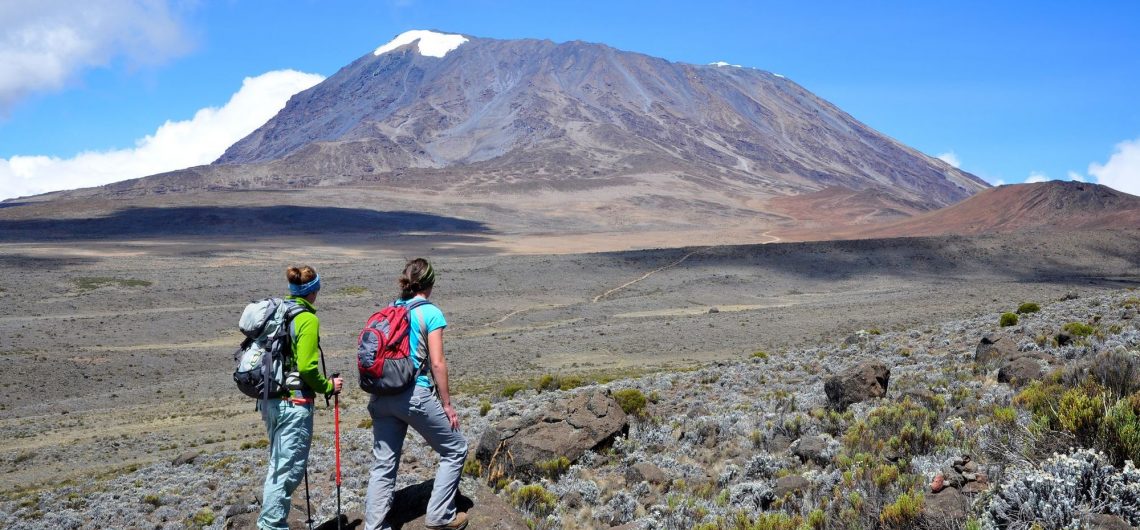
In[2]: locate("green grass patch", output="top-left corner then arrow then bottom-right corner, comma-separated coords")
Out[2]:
1016,302 -> 1041,314
336,286 -> 369,296
1062,321 -> 1095,337
999,312 -> 1019,327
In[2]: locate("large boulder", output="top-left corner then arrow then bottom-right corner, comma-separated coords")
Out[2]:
773,475 -> 811,498
975,333 -> 1018,367
791,435 -> 838,466
476,389 -> 628,479
920,487 -> 969,527
997,356 -> 1047,386
824,361 -> 890,411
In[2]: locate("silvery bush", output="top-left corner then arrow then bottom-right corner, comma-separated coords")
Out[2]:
983,448 -> 1140,529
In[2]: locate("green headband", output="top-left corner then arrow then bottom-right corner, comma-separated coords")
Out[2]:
420,262 -> 436,287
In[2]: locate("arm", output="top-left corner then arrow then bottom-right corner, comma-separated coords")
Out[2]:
427,328 -> 459,430
293,314 -> 334,395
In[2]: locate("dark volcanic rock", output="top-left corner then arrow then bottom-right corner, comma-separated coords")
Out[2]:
920,487 -> 969,526
773,475 -> 811,498
791,435 -> 834,465
626,462 -> 669,487
172,451 -> 200,466
476,389 -> 628,479
824,361 -> 890,411
998,356 -> 1048,386
975,333 -> 1018,367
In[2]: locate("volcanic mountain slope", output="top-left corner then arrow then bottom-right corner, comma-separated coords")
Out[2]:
10,30 -> 988,247
814,181 -> 1140,239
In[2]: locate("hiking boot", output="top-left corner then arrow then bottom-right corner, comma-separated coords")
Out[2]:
425,512 -> 468,530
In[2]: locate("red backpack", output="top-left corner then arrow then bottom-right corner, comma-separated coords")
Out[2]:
357,299 -> 431,395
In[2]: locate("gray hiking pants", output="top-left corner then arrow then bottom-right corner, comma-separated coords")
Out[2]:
364,384 -> 468,529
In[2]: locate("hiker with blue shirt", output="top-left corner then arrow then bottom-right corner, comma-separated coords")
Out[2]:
364,258 -> 469,530
258,265 -> 344,530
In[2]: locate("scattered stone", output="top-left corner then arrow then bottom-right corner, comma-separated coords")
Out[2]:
767,434 -> 793,452
975,333 -> 1018,366
824,361 -> 890,411
960,479 -> 989,494
930,474 -> 945,493
707,307 -> 719,314
1080,514 -> 1133,530
475,389 -> 628,479
1122,308 -> 1135,320
791,435 -> 836,466
997,356 -> 1047,386
1057,331 -> 1073,346
626,462 -> 668,487
773,474 -> 810,498
172,451 -> 200,466
920,487 -> 969,525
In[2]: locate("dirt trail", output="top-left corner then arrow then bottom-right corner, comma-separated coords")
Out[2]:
592,248 -> 705,303
0,303 -> 244,323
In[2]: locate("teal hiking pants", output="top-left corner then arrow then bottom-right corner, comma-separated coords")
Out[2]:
258,399 -> 314,530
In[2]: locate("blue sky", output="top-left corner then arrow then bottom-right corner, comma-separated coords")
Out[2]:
1,0 -> 1138,199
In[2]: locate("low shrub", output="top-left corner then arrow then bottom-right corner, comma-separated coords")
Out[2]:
842,397 -> 942,460
462,458 -> 482,477
879,490 -> 924,528
1015,378 -> 1140,467
478,400 -> 491,417
188,508 -> 215,529
983,449 -> 1140,528
511,484 -> 558,517
751,350 -> 769,361
500,382 -> 527,398
535,456 -> 570,479
1062,321 -> 1095,337
1016,302 -> 1041,314
613,388 -> 648,417
999,312 -> 1019,327
537,374 -> 559,391
358,418 -> 373,429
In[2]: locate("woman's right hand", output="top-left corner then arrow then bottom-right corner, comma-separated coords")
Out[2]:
331,377 -> 344,394
443,402 -> 460,430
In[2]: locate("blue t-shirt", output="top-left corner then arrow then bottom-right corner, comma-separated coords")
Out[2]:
395,296 -> 447,388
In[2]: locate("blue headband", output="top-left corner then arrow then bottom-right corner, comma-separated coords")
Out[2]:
289,274 -> 321,296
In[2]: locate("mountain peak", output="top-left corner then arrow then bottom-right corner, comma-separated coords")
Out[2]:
373,29 -> 469,58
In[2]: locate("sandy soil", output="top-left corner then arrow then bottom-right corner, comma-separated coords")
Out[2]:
1,229 -> 1138,492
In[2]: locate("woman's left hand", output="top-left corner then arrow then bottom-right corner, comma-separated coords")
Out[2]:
443,402 -> 460,430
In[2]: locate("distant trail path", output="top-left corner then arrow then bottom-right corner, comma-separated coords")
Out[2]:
593,248 -> 705,303
484,307 -> 533,327
0,303 -> 243,323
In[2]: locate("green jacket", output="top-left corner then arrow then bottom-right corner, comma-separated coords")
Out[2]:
287,296 -> 334,397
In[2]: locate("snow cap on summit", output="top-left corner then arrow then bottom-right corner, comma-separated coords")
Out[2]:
710,61 -> 742,68
374,30 -> 468,58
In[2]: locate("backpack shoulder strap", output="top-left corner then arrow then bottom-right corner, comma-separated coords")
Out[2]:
409,301 -> 434,377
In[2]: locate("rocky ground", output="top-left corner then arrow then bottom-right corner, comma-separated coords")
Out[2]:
0,229 -> 1138,528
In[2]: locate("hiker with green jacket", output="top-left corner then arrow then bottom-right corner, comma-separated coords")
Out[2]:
258,265 -> 344,530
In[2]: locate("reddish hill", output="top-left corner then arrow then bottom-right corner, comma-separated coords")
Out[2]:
846,181 -> 1140,238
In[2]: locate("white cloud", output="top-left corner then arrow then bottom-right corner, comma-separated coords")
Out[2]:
1089,137 -> 1140,196
935,152 -> 961,168
1067,171 -> 1086,182
0,0 -> 192,113
0,70 -> 325,200
992,179 -> 1006,186
1025,172 -> 1049,184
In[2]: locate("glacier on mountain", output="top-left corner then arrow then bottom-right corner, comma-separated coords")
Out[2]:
374,30 -> 469,58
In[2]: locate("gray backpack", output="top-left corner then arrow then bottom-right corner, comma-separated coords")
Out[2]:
233,298 -> 309,400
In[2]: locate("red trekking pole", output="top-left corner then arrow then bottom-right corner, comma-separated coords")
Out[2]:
331,372 -> 343,530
